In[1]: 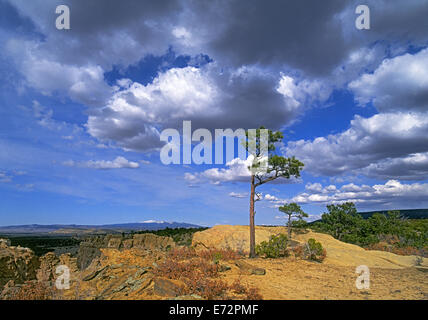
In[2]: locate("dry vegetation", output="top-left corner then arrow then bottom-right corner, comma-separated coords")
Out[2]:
154,247 -> 262,300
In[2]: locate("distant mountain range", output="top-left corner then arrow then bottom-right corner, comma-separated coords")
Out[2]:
0,221 -> 202,236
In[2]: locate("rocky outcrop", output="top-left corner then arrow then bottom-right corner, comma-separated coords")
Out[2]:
0,239 -> 11,248
77,233 -> 175,270
37,252 -> 78,283
0,239 -> 40,288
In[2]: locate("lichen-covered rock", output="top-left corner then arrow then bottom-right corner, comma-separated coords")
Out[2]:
234,260 -> 266,275
37,252 -> 60,282
0,239 -> 11,249
37,252 -> 79,283
153,278 -> 185,297
77,233 -> 175,270
132,233 -> 175,251
0,242 -> 40,288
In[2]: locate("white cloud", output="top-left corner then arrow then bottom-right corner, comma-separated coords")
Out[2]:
264,194 -> 279,201
63,156 -> 140,170
286,112 -> 428,179
264,180 -> 428,208
141,220 -> 166,224
363,152 -> 428,180
185,155 -> 301,186
0,172 -> 12,183
349,48 -> 428,112
6,40 -> 112,107
185,157 -> 252,185
229,192 -> 248,198
87,65 -> 305,151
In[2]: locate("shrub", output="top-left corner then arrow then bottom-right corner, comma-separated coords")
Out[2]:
303,238 -> 326,262
185,277 -> 229,300
311,202 -> 428,254
155,258 -> 219,280
255,234 -> 289,258
291,244 -> 305,258
230,279 -> 247,294
154,249 -> 262,300
167,247 -> 242,263
198,248 -> 241,262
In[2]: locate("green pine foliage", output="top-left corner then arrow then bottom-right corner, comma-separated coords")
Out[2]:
311,202 -> 428,255
255,234 -> 289,258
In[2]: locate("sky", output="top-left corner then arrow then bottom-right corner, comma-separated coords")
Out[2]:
1,0 -> 428,226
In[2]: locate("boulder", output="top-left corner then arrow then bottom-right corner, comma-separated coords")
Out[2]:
0,239 -> 11,249
192,225 -> 283,253
0,242 -> 40,288
153,278 -> 185,297
37,252 -> 60,282
235,260 -> 266,275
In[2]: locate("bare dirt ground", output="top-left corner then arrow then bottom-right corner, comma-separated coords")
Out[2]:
222,258 -> 428,300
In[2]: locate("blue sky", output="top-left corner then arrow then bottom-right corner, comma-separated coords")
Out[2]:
1,0 -> 428,227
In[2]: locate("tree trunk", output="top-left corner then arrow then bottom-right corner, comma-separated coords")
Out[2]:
249,174 -> 256,258
287,215 -> 292,240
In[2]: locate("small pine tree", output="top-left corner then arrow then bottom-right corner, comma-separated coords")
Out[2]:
278,203 -> 308,240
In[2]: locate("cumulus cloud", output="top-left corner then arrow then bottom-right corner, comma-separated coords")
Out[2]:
5,0 -> 428,181
349,48 -> 428,112
87,65 -> 304,151
6,40 -> 112,107
264,194 -> 280,201
8,0 -> 428,76
63,156 -> 139,169
363,152 -> 428,180
265,180 -> 428,208
180,0 -> 428,75
286,112 -> 428,178
5,0 -> 428,155
185,155 -> 301,186
7,0 -> 181,69
185,157 -> 252,185
286,48 -> 428,180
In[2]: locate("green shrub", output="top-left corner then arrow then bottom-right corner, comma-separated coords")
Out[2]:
255,234 -> 289,258
311,202 -> 428,256
304,238 -> 326,262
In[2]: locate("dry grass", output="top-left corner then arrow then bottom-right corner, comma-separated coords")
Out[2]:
154,247 -> 262,299
5,281 -> 57,300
